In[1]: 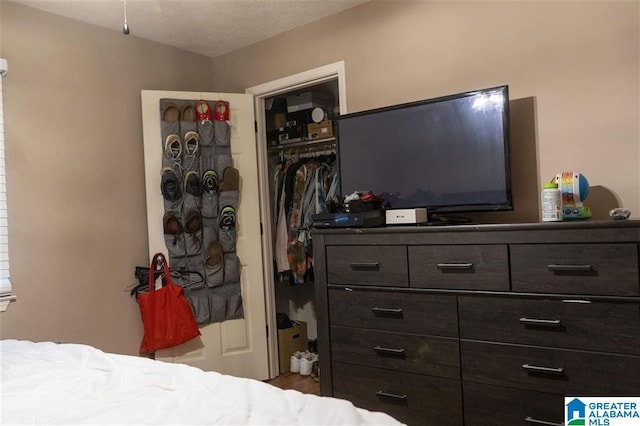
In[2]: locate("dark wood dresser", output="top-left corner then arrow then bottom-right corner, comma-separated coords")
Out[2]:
312,220 -> 640,426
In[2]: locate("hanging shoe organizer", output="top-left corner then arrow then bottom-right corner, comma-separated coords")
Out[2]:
159,98 -> 243,325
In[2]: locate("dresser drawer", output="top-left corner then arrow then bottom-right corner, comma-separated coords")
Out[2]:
408,245 -> 509,290
326,246 -> 408,286
464,382 -> 564,426
511,243 -> 640,295
331,326 -> 460,379
333,362 -> 463,426
461,340 -> 640,395
459,296 -> 640,355
329,289 -> 458,337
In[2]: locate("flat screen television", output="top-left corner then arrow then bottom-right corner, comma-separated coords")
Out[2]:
336,85 -> 512,218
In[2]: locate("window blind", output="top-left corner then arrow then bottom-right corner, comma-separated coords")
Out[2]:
0,58 -> 11,298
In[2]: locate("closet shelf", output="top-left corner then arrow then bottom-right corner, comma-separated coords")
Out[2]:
267,137 -> 335,152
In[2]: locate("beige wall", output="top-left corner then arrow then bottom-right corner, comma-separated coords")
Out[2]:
0,0 -> 638,355
0,2 -> 214,355
212,0 -> 640,222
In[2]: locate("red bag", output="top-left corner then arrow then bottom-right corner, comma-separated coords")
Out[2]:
138,253 -> 200,354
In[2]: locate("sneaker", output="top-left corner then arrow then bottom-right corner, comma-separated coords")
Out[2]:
184,131 -> 199,155
162,212 -> 185,257
300,357 -> 313,376
182,103 -> 196,123
162,102 -> 180,122
290,355 -> 301,373
214,100 -> 229,121
220,206 -> 236,229
184,171 -> 202,197
160,167 -> 182,202
184,210 -> 202,234
182,131 -> 200,172
218,168 -> 239,222
165,134 -> 182,158
202,170 -> 219,193
220,166 -> 239,192
163,212 -> 183,235
206,241 -> 223,268
195,100 -> 212,123
163,134 -> 183,172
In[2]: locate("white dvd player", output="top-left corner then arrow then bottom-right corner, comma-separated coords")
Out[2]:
385,208 -> 428,225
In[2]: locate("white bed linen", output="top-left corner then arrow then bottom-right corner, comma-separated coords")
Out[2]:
1,340 -> 402,425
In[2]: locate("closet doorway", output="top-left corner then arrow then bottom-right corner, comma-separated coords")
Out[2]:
246,61 -> 347,378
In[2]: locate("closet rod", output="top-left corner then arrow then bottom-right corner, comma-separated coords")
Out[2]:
268,137 -> 336,152
287,143 -> 336,160
280,142 -> 335,153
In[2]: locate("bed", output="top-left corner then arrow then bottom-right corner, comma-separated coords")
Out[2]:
1,339 -> 403,425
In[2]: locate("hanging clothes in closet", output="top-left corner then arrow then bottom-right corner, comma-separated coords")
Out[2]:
272,147 -> 338,284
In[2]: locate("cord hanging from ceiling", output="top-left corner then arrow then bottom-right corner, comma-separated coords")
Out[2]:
122,0 -> 130,35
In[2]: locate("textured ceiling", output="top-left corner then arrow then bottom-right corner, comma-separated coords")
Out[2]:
9,0 -> 369,58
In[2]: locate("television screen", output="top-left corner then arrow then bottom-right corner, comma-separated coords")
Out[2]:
337,85 -> 512,215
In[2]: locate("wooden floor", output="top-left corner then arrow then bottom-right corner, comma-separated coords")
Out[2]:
266,372 -> 320,395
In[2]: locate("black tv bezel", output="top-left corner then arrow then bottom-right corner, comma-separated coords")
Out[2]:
335,85 -> 513,214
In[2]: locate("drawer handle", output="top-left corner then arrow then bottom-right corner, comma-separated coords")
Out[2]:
371,307 -> 403,316
437,262 -> 473,270
562,299 -> 591,304
376,390 -> 407,400
519,317 -> 562,327
547,264 -> 593,272
373,346 -> 405,357
524,416 -> 563,426
521,364 -> 564,375
349,262 -> 380,271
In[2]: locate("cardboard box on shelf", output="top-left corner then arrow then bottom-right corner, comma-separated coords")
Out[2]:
273,113 -> 287,129
286,109 -> 314,128
267,120 -> 307,146
287,92 -> 334,113
307,120 -> 334,140
266,97 -> 287,113
277,321 -> 308,373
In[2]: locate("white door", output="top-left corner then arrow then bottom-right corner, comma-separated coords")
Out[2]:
141,90 -> 269,380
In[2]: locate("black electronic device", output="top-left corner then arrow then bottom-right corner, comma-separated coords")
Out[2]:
312,210 -> 385,228
336,85 -> 512,215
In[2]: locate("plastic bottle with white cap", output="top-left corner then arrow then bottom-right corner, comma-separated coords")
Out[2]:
541,182 -> 562,222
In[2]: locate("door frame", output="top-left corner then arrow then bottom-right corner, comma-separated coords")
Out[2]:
246,61 -> 348,377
